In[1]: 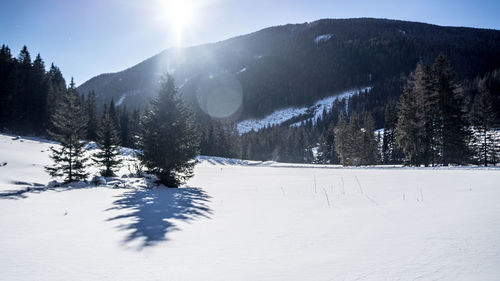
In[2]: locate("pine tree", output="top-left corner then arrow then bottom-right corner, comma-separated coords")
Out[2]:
16,46 -> 33,133
361,113 -> 378,165
128,108 -> 141,148
108,99 -> 119,128
137,75 -> 200,187
45,79 -> 89,183
334,114 -> 350,165
86,90 -> 98,141
119,106 -> 129,147
431,54 -> 472,165
382,101 -> 399,164
346,114 -> 363,166
0,45 -> 14,130
471,80 -> 497,166
413,63 -> 438,166
396,87 -> 424,166
93,112 -> 122,177
318,121 -> 336,163
31,54 -> 49,135
46,64 -> 67,133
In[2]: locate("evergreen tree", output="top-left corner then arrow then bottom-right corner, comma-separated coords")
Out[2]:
108,99 -> 119,128
431,54 -> 472,165
334,114 -> 350,165
128,108 -> 141,148
46,64 -> 67,133
396,87 -> 424,166
0,45 -> 14,130
317,121 -> 336,163
346,114 -> 363,166
86,90 -> 99,141
471,80 -> 497,166
382,101 -> 399,164
361,113 -> 378,165
31,54 -> 49,135
16,46 -> 33,133
137,75 -> 200,187
45,79 -> 89,183
413,63 -> 438,166
119,106 -> 130,147
93,112 -> 122,176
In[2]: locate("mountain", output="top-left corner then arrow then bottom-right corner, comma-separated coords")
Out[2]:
78,18 -> 500,122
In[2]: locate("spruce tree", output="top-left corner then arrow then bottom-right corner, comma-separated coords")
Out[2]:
108,99 -> 119,128
31,54 -> 49,135
16,46 -> 33,133
396,87 -> 424,166
46,64 -> 67,133
346,114 -> 363,166
93,112 -> 122,177
431,54 -> 471,165
361,113 -> 378,165
0,45 -> 14,130
382,101 -> 399,164
45,79 -> 89,183
334,114 -> 349,165
413,63 -> 438,166
137,75 -> 200,187
119,106 -> 129,147
86,90 -> 98,141
318,121 -> 336,163
471,80 -> 497,166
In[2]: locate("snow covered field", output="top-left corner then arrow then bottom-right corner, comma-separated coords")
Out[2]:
1,133 -> 500,280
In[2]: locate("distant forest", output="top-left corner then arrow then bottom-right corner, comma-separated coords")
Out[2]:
0,44 -> 499,166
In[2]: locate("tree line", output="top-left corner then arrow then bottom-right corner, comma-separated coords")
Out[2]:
236,54 -> 499,166
1,45 -> 498,179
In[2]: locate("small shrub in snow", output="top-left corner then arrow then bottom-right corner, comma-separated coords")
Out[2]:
91,176 -> 106,186
47,180 -> 60,188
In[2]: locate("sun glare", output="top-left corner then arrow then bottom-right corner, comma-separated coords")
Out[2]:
163,0 -> 194,32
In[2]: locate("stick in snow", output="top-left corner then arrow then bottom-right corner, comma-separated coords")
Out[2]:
341,177 -> 345,195
323,188 -> 330,206
355,175 -> 363,194
314,175 -> 317,193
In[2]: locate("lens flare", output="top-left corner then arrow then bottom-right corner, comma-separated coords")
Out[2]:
196,73 -> 243,119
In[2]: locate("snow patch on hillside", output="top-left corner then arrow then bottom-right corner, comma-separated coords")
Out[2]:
237,67 -> 247,74
237,87 -> 371,134
315,33 -> 333,44
116,94 -> 127,106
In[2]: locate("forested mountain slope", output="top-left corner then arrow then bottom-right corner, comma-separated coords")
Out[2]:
78,18 -> 500,121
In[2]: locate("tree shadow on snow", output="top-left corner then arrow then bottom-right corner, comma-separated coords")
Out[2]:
0,181 -> 91,200
105,187 -> 212,249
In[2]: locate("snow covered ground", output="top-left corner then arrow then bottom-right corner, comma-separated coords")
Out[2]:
1,133 -> 500,280
237,87 -> 371,134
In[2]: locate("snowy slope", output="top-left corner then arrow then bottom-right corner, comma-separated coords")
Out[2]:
1,133 -> 500,281
237,87 -> 371,134
314,33 -> 334,44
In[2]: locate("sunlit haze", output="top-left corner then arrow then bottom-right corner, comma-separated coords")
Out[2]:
1,0 -> 499,85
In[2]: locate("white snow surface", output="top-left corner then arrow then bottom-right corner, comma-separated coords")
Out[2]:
315,33 -> 334,44
1,133 -> 500,281
237,87 -> 371,134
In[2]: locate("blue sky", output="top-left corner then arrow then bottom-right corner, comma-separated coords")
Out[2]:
1,0 -> 499,86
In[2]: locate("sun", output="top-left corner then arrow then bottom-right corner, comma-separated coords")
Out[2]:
163,0 -> 194,31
